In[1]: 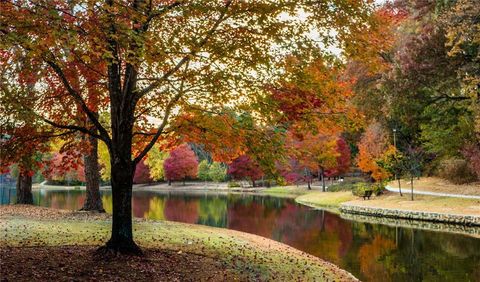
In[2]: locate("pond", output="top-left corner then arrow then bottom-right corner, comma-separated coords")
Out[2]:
2,187 -> 480,282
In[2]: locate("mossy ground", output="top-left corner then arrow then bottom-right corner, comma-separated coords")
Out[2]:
0,205 -> 357,281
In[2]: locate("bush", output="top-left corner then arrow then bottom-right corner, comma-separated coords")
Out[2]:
438,158 -> 477,184
275,177 -> 288,187
228,181 -> 241,188
372,182 -> 385,196
352,183 -> 372,196
208,162 -> 226,182
327,182 -> 354,192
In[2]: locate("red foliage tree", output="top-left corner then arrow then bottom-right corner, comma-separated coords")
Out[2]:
461,143 -> 480,180
133,160 -> 152,184
325,138 -> 351,177
45,152 -> 85,183
163,144 -> 198,184
227,155 -> 264,187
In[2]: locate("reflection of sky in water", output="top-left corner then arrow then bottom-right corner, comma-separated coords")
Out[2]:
2,188 -> 480,282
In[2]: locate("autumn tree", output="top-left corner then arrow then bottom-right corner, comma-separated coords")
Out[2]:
286,130 -> 339,190
325,138 -> 351,178
0,77 -> 50,204
133,160 -> 152,184
163,144 -> 198,184
144,145 -> 168,181
357,122 -> 392,181
347,0 -> 478,183
1,0 -> 375,253
0,127 -> 46,204
228,155 -> 264,187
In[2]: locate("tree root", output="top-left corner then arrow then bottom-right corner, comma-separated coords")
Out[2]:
94,241 -> 144,259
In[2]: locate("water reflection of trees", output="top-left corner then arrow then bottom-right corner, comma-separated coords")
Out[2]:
198,197 -> 227,227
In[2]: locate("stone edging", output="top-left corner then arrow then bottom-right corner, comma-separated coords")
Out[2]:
340,212 -> 480,236
339,204 -> 480,227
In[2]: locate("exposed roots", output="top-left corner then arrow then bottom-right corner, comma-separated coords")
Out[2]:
94,240 -> 144,259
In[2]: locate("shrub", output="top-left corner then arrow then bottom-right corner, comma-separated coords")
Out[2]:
352,183 -> 372,196
228,181 -> 241,188
327,182 -> 354,192
438,158 -> 477,184
275,177 -> 288,187
208,162 -> 226,182
372,182 -> 385,196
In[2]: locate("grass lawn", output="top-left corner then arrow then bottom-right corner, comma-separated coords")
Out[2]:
0,205 -> 357,281
260,186 -> 313,198
295,191 -> 356,211
388,177 -> 480,196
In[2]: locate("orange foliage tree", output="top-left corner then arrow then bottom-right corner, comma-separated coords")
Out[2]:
357,122 -> 393,181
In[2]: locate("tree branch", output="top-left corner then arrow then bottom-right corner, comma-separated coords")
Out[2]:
45,60 -> 111,145
134,0 -> 232,100
133,61 -> 191,164
41,117 -> 104,140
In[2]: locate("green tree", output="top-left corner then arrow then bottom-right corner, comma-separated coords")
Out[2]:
198,160 -> 211,181
208,162 -> 227,182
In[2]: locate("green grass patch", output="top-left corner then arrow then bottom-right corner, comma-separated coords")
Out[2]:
261,186 -> 311,198
295,191 -> 356,210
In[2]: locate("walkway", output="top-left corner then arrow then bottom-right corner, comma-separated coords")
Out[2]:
385,185 -> 480,200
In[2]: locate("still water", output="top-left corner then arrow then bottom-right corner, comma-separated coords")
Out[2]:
2,187 -> 480,281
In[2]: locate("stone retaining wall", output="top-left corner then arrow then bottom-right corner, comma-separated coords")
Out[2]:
339,204 -> 480,227
340,212 -> 480,237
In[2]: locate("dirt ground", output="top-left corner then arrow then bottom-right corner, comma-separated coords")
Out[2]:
389,177 -> 480,196
0,246 -> 242,282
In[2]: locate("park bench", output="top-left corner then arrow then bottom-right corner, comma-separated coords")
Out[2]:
362,190 -> 373,200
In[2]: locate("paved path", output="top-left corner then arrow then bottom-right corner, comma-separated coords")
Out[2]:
385,185 -> 480,200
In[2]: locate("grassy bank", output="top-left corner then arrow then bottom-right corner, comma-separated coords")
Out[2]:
0,205 -> 357,281
260,186 -> 313,198
295,191 -> 356,212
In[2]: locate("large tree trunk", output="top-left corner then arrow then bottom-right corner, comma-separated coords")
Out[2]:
16,171 -> 33,204
105,156 -> 141,254
100,76 -> 142,254
81,134 -> 104,212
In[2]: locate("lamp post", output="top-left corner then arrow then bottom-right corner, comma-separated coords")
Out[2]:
393,128 -> 397,149
393,128 -> 402,196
